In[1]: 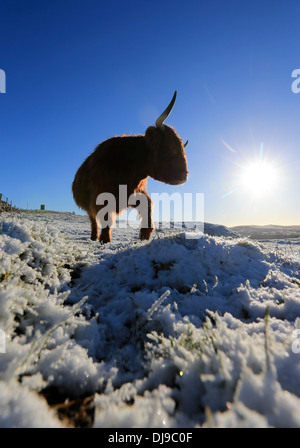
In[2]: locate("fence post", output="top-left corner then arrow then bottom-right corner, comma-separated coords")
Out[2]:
0,195 -> 17,211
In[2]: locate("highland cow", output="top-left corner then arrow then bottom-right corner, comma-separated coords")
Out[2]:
72,91 -> 188,243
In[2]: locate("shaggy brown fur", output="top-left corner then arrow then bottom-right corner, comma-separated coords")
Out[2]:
72,96 -> 188,243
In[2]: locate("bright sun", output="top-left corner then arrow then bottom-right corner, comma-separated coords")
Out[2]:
239,159 -> 279,198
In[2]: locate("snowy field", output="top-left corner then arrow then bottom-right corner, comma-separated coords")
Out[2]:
0,210 -> 300,428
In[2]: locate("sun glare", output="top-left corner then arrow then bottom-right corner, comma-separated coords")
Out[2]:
238,158 -> 279,198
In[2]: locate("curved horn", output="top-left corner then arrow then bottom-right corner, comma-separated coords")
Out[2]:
155,91 -> 177,128
184,140 -> 188,148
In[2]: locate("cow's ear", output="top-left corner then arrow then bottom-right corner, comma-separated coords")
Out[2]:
145,126 -> 162,152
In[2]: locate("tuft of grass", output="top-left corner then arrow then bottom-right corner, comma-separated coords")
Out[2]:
16,295 -> 89,377
0,272 -> 13,282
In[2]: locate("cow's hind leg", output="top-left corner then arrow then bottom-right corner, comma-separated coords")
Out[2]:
98,209 -> 115,244
88,213 -> 98,241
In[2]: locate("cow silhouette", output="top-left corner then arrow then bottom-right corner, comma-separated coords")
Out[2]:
72,91 -> 188,243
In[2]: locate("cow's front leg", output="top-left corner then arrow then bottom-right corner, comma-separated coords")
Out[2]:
135,191 -> 154,240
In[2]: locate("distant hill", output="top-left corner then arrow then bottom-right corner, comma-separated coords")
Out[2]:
230,224 -> 300,240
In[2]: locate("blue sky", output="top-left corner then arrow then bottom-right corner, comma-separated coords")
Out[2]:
0,0 -> 299,226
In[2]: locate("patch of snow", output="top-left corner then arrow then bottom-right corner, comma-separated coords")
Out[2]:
0,211 -> 299,427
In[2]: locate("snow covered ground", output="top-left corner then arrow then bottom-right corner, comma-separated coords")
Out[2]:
0,210 -> 300,428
